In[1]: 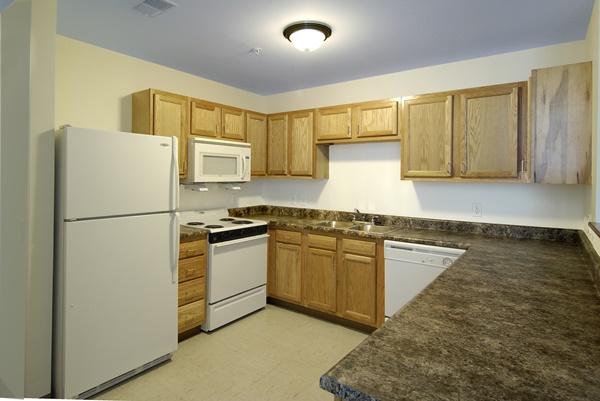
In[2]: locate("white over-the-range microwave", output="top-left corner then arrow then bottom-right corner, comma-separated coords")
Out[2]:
181,137 -> 251,184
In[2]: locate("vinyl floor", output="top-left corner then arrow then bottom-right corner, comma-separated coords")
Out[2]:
93,305 -> 368,401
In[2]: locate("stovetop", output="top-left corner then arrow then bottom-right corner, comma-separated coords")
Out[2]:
179,209 -> 267,243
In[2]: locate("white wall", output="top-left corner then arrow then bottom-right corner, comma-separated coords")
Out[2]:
0,0 -> 55,398
258,41 -> 592,229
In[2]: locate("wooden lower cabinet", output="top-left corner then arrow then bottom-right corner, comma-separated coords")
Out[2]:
269,228 -> 384,328
178,237 -> 207,335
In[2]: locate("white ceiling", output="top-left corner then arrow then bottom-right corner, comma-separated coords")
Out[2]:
56,0 -> 595,96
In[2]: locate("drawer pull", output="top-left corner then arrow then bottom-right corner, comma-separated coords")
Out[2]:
186,269 -> 196,276
186,249 -> 196,256
185,314 -> 196,323
185,291 -> 196,300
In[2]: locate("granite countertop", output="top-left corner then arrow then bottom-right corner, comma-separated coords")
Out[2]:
240,213 -> 600,401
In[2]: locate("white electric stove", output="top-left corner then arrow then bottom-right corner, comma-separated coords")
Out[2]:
179,209 -> 268,331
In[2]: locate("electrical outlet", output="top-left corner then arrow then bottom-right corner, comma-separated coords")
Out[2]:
472,203 -> 482,217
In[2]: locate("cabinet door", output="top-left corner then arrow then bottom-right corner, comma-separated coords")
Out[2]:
401,94 -> 453,178
305,248 -> 337,313
190,99 -> 220,138
458,84 -> 519,178
274,242 -> 302,304
267,114 -> 288,175
289,111 -> 314,176
316,106 -> 352,141
247,112 -> 267,176
153,92 -> 189,177
355,101 -> 398,138
222,106 -> 246,141
340,253 -> 377,325
531,62 -> 591,184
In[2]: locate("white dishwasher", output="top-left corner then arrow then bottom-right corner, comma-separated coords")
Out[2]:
384,240 -> 465,318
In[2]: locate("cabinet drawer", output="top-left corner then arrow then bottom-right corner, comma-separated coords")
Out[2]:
342,238 -> 376,257
178,255 -> 206,283
307,234 -> 337,250
179,239 -> 206,259
276,230 -> 302,245
178,276 -> 206,307
178,299 -> 205,333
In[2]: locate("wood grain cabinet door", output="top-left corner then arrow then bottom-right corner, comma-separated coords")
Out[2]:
190,98 -> 221,138
152,91 -> 189,177
401,94 -> 453,179
458,84 -> 519,179
222,106 -> 246,142
267,114 -> 288,175
247,112 -> 267,176
316,106 -> 352,141
305,247 -> 337,313
530,61 -> 591,184
355,101 -> 398,138
340,253 -> 377,326
274,242 -> 302,304
289,111 -> 314,176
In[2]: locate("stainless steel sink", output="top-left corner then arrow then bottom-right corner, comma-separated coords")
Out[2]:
348,223 -> 398,233
313,220 -> 355,229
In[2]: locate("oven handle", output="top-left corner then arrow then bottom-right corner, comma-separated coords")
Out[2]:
212,233 -> 270,248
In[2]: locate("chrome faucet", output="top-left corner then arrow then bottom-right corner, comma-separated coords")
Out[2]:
353,208 -> 362,222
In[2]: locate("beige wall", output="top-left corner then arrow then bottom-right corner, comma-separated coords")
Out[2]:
55,35 -> 265,132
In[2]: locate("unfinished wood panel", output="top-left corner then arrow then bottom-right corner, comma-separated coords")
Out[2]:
458,84 -> 519,178
190,98 -> 220,138
289,111 -> 314,176
222,106 -> 246,141
305,247 -> 337,313
531,61 -> 591,184
316,106 -> 352,141
401,94 -> 453,179
247,112 -> 267,176
274,242 -> 302,304
355,101 -> 398,138
267,114 -> 288,175
340,253 -> 377,325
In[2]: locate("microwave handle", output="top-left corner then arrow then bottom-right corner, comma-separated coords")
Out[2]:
242,156 -> 248,179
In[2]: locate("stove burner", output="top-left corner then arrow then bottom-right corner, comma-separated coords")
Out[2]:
186,222 -> 204,226
219,218 -> 235,222
231,220 -> 253,225
204,224 -> 224,229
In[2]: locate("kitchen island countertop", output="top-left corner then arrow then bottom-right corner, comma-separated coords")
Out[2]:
243,213 -> 600,401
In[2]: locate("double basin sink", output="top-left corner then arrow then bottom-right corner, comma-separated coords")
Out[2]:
313,220 -> 398,234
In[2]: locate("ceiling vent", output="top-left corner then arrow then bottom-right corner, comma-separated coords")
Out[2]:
133,0 -> 178,17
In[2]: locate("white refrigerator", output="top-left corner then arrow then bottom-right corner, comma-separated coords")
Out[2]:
53,126 -> 180,399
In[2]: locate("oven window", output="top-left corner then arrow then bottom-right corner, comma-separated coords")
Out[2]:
203,155 -> 238,175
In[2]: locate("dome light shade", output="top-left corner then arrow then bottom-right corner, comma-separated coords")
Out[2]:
283,22 -> 332,52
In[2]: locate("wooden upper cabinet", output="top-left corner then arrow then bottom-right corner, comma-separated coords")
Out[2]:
222,106 -> 246,141
190,98 -> 220,138
267,113 -> 288,175
530,61 -> 592,184
401,83 -> 526,182
190,98 -> 246,142
316,106 -> 352,141
247,112 -> 267,176
132,89 -> 189,178
316,100 -> 399,144
289,111 -> 314,176
458,84 -> 520,179
355,101 -> 398,138
401,94 -> 453,179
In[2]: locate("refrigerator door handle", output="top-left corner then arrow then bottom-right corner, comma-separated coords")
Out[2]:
171,212 -> 180,284
171,136 -> 179,210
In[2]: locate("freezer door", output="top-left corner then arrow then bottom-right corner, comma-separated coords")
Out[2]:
58,126 -> 179,220
55,213 -> 178,399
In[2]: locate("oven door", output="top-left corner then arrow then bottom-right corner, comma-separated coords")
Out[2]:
207,233 -> 269,303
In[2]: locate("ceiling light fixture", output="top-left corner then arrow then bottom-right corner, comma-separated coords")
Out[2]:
283,22 -> 332,52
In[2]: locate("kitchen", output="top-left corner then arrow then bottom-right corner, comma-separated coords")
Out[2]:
2,0 -> 600,399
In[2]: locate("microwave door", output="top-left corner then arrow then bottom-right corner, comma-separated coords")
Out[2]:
201,152 -> 241,182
